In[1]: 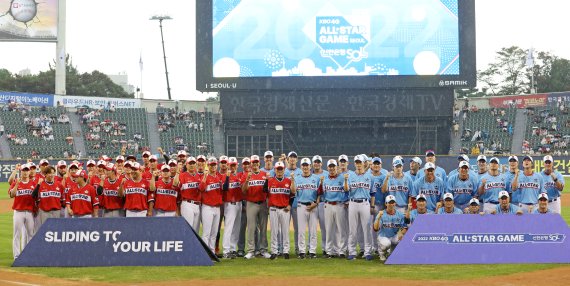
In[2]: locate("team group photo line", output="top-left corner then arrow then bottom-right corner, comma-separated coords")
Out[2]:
9,149 -> 564,261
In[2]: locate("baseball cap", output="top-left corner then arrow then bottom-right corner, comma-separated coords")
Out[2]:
97,160 -> 107,167
443,193 -> 454,201
219,156 -> 228,163
115,155 -> 125,162
197,155 -> 207,162
354,155 -> 365,162
457,154 -> 469,161
411,157 -> 422,165
242,157 -> 251,164
469,198 -> 480,206
338,154 -> 348,162
477,155 -> 487,162
69,161 -> 79,168
20,163 -> 30,171
361,154 -> 370,162
130,162 -> 141,170
228,157 -> 238,165
393,155 -> 403,163
57,160 -> 67,167
543,155 -> 553,162
71,170 -> 88,180
161,164 -> 170,171
101,155 -> 112,162
372,157 -> 382,164
186,156 -> 197,164
523,155 -> 533,162
508,155 -> 519,162
142,151 -> 151,157
28,162 -> 37,169
86,160 -> 96,167
39,159 -> 49,166
275,161 -> 285,169
300,158 -> 311,165
208,157 -> 218,165
416,194 -> 427,201
312,155 -> 323,163
327,159 -> 338,167
425,149 -> 435,156
424,162 -> 435,170
168,159 -> 178,167
264,151 -> 274,158
250,155 -> 260,163
287,151 -> 298,158
105,163 -> 116,171
499,191 -> 509,199
177,150 -> 187,157
538,193 -> 549,201
126,154 -> 137,161
489,157 -> 500,164
459,161 -> 470,168
392,159 -> 403,167
385,195 -> 396,203
149,155 -> 158,162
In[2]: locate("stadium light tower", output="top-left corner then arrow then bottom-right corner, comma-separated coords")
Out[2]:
150,15 -> 173,100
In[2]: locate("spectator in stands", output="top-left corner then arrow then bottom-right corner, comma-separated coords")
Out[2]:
58,114 -> 70,124
452,121 -> 459,137
471,144 -> 480,155
0,124 -> 4,136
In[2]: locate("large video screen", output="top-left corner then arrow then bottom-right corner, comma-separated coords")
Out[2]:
0,0 -> 58,42
196,0 -> 475,91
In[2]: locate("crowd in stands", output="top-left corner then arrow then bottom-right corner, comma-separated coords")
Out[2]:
157,107 -> 206,133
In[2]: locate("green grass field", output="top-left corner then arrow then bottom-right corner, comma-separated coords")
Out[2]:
0,181 -> 569,283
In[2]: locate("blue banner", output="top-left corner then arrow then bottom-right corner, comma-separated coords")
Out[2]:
0,91 -> 54,107
386,214 -> 570,264
13,217 -> 214,267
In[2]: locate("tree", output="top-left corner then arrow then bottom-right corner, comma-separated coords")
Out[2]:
532,52 -> 570,93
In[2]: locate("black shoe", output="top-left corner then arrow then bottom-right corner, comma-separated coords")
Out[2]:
298,253 -> 306,259
237,251 -> 245,257
270,254 -> 278,260
284,253 -> 290,259
309,253 -> 317,259
339,254 -> 346,259
358,251 -> 364,258
322,251 -> 327,256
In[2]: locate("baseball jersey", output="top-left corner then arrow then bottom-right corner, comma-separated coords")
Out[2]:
411,177 -> 445,211
243,171 -> 268,202
371,172 -> 386,207
36,180 -> 64,211
199,174 -> 223,206
89,174 -> 101,187
404,170 -> 421,182
265,177 -> 293,208
179,172 -> 202,202
154,179 -> 179,212
223,173 -> 243,202
322,175 -> 348,203
347,172 -> 374,200
377,210 -> 407,238
446,174 -> 478,207
295,174 -> 321,203
437,206 -> 464,214
312,170 -> 329,201
494,203 -> 520,214
11,180 -> 36,211
262,167 -> 276,178
479,173 -> 507,203
515,172 -> 544,204
285,167 -> 303,207
504,170 -> 521,204
142,168 -> 158,181
101,177 -> 124,210
66,183 -> 99,216
448,168 -> 477,180
385,174 -> 414,207
408,209 -> 435,224
123,178 -> 154,211
417,166 -> 448,184
531,208 -> 552,214
541,170 -> 564,200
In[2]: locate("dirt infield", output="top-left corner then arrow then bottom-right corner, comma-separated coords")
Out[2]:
1,266 -> 569,286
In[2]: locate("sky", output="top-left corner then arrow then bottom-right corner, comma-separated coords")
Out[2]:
0,0 -> 569,101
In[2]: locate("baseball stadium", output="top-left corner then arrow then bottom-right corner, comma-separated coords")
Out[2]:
1,0 -> 569,285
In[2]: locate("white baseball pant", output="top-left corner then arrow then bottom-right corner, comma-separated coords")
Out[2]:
348,200 -> 371,256
155,210 -> 176,217
378,235 -> 400,255
317,202 -> 327,249
324,202 -> 347,256
37,209 -> 60,229
13,210 -> 34,259
201,205 -> 221,253
270,207 -> 291,255
126,210 -> 147,217
297,204 -> 318,254
483,202 -> 498,214
519,203 -> 537,213
180,201 -> 201,231
549,198 -> 561,214
103,209 -> 126,218
223,202 -> 242,254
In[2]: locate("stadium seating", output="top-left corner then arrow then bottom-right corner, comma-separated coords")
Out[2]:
157,107 -> 215,157
460,107 -> 516,155
523,101 -> 570,155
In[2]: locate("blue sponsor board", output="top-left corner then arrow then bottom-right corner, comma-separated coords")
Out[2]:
13,217 -> 215,267
386,214 -> 570,264
0,91 -> 54,107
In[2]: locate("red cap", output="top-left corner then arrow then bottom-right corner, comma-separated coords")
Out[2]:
71,170 -> 88,180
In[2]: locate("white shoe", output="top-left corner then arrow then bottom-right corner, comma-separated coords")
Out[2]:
244,252 -> 254,259
379,253 -> 386,262
262,252 -> 272,259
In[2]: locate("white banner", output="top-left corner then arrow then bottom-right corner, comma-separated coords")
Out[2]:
54,95 -> 141,109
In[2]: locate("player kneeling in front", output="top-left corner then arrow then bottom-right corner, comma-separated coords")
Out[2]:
373,195 -> 407,262
532,193 -> 552,214
491,191 -> 523,215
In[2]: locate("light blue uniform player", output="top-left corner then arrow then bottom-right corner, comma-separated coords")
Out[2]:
512,156 -> 545,213
294,158 -> 321,258
532,193 -> 553,214
382,159 -> 414,213
478,157 -> 507,213
540,155 -> 564,214
261,150 -> 276,178
411,162 -> 445,212
493,191 -> 522,215
311,155 -> 330,255
417,150 -> 447,184
346,155 -> 375,260
369,157 -> 386,255
406,194 -> 435,224
405,157 -> 423,182
373,195 -> 407,262
322,159 -> 348,257
448,154 -> 478,179
437,193 -> 464,214
284,151 -> 302,255
504,155 -> 521,205
446,161 -> 479,210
